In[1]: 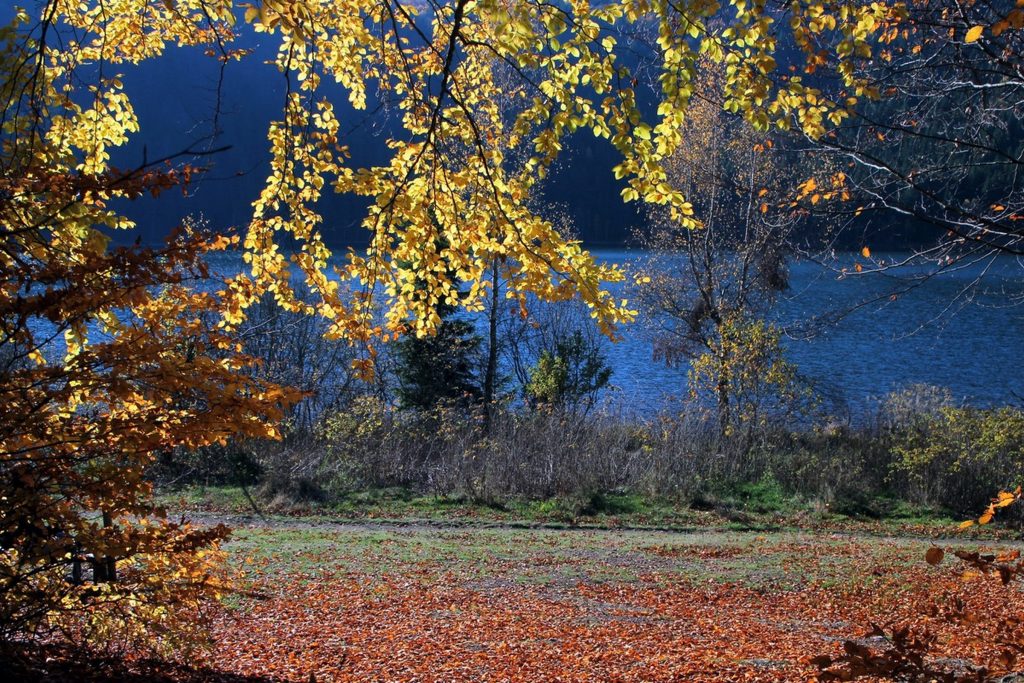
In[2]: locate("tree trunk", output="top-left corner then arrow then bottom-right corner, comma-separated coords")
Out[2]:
716,362 -> 731,440
93,511 -> 117,583
483,258 -> 500,428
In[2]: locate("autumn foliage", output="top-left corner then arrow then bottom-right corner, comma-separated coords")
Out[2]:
0,9 -> 298,654
2,0 -> 1023,674
0,229 -> 299,652
809,490 -> 1024,682
186,527 -> 1024,682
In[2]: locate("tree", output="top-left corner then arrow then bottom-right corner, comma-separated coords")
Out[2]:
525,330 -> 612,415
634,57 -> 815,436
801,1 -> 1024,278
0,10 -> 298,654
394,302 -> 483,411
29,0 -> 912,352
686,316 -> 808,444
0,227 -> 299,651
1,0 -> 949,659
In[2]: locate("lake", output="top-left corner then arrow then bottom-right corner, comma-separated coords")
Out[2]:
39,248 -> 1022,418
590,250 -> 1024,417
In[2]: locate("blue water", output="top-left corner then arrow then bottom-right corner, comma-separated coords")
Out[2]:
46,248 -> 1019,415
590,250 -> 1024,414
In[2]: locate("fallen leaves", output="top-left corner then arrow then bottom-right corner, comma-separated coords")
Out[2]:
209,573 -> 835,681
26,524 -> 1016,681
179,529 -> 1024,682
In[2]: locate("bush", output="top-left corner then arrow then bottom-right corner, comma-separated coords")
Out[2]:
769,426 -> 893,511
525,330 -> 612,414
890,404 -> 1024,512
171,379 -> 1024,526
725,474 -> 793,514
316,402 -> 682,503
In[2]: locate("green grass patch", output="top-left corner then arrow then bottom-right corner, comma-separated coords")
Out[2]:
220,524 -> 965,599
158,482 -> 1000,539
155,485 -> 253,513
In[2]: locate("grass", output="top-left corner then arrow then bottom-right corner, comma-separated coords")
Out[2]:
156,485 -> 254,513
157,483 -> 986,541
224,523 -> 939,593
140,458 -> 1022,680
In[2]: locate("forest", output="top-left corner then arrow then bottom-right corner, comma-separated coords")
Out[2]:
2,1 -> 1024,681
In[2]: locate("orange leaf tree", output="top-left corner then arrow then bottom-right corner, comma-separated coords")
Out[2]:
0,10 -> 299,654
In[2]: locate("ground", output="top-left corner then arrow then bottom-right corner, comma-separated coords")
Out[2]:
167,514 -> 1024,682
12,495 -> 1023,682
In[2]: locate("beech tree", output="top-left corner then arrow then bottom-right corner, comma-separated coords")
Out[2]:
0,9 -> 298,652
0,0 -> 969,656
0,232 -> 298,652
30,0 -> 907,346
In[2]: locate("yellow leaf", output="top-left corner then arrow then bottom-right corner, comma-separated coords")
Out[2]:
965,25 -> 984,43
861,246 -> 871,258
995,491 -> 1017,508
